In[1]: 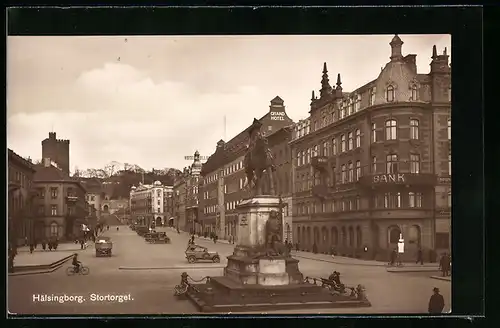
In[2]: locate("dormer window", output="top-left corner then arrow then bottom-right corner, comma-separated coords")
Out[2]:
340,105 -> 345,119
386,85 -> 395,102
355,94 -> 361,111
369,87 -> 376,106
411,84 -> 418,101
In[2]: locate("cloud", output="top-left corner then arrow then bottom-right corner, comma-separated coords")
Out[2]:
7,62 -> 269,171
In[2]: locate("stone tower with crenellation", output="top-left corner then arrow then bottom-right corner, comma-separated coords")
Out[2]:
41,132 -> 70,174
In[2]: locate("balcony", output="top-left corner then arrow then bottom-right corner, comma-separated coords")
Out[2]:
358,173 -> 437,188
311,156 -> 329,171
312,184 -> 329,199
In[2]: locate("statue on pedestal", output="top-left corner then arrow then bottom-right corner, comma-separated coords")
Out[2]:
244,118 -> 276,197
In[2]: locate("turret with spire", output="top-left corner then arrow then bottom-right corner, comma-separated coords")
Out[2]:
390,34 -> 404,61
335,73 -> 343,98
319,62 -> 333,99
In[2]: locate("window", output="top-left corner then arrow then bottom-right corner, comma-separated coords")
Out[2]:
50,222 -> 58,236
50,187 -> 58,199
322,141 -> 329,156
341,134 -> 346,152
341,165 -> 347,183
386,85 -> 395,102
307,148 -> 311,163
384,193 -> 390,208
224,185 -> 227,193
447,191 -> 452,207
39,188 -> 45,199
356,161 -> 361,180
51,205 -> 58,216
447,119 -> 451,140
395,192 -> 401,208
157,207 -> 161,213
348,132 -> 353,150
411,85 -> 418,100
313,145 -> 319,156
410,119 -> 419,139
355,94 -> 361,111
448,153 -> 452,175
410,154 -> 420,173
340,106 -> 345,119
369,87 -> 376,106
332,138 -> 337,155
355,129 -> 361,148
356,197 -> 361,209
372,157 -> 377,173
348,199 -> 353,211
348,162 -> 354,182
371,123 -> 377,142
386,154 -> 398,173
385,119 -> 397,140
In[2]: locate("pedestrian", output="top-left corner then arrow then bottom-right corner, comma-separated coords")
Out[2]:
42,240 -> 46,251
416,247 -> 424,265
440,253 -> 450,277
29,243 -> 34,254
214,235 -> 218,244
80,239 -> 85,250
389,249 -> 397,266
107,225 -> 109,231
295,242 -> 300,252
312,242 -> 318,254
24,236 -> 28,246
428,287 -> 445,314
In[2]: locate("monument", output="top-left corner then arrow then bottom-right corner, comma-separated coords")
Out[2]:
181,118 -> 371,312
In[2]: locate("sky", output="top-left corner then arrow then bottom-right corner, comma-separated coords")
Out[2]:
7,34 -> 451,173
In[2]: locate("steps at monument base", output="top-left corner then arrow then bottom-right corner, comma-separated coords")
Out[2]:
186,278 -> 372,313
209,276 -> 323,297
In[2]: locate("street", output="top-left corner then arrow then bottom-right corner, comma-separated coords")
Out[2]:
8,224 -> 451,315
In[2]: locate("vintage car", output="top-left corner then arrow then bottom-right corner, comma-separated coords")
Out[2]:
135,226 -> 149,236
146,232 -> 171,244
95,237 -> 113,257
185,244 -> 220,263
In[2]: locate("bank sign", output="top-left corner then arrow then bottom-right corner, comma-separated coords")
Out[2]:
373,174 -> 406,183
270,111 -> 286,121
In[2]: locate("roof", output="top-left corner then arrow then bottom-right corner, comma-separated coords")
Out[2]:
33,165 -> 86,191
8,148 -> 36,172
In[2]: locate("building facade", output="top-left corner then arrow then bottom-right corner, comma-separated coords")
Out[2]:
42,132 -> 70,175
8,149 -> 36,246
32,159 -> 89,241
199,96 -> 294,241
173,174 -> 187,231
130,181 -> 171,227
290,35 -> 451,261
78,177 -> 104,221
185,151 -> 202,234
267,126 -> 295,243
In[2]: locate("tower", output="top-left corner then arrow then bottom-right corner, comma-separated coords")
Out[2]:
319,62 -> 333,99
41,132 -> 70,174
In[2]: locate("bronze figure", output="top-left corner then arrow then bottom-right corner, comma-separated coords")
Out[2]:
244,119 -> 276,196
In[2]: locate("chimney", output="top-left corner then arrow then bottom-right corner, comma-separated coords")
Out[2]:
44,158 -> 51,167
49,132 -> 56,140
403,54 -> 417,74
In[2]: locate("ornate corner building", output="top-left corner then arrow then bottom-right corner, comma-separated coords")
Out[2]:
289,35 -> 451,261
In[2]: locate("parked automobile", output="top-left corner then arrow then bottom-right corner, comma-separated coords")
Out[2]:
95,237 -> 113,257
146,232 -> 171,244
185,244 -> 220,263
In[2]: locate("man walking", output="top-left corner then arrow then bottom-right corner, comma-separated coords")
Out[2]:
440,253 -> 451,277
416,247 -> 424,265
428,287 -> 445,314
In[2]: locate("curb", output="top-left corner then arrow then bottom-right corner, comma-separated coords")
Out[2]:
293,254 -> 386,267
9,254 -> 74,276
119,265 -> 226,270
430,276 -> 452,282
386,267 -> 440,273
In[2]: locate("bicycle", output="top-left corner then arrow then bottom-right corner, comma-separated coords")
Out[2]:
66,265 -> 90,276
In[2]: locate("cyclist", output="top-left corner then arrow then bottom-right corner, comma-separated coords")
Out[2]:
72,253 -> 82,273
